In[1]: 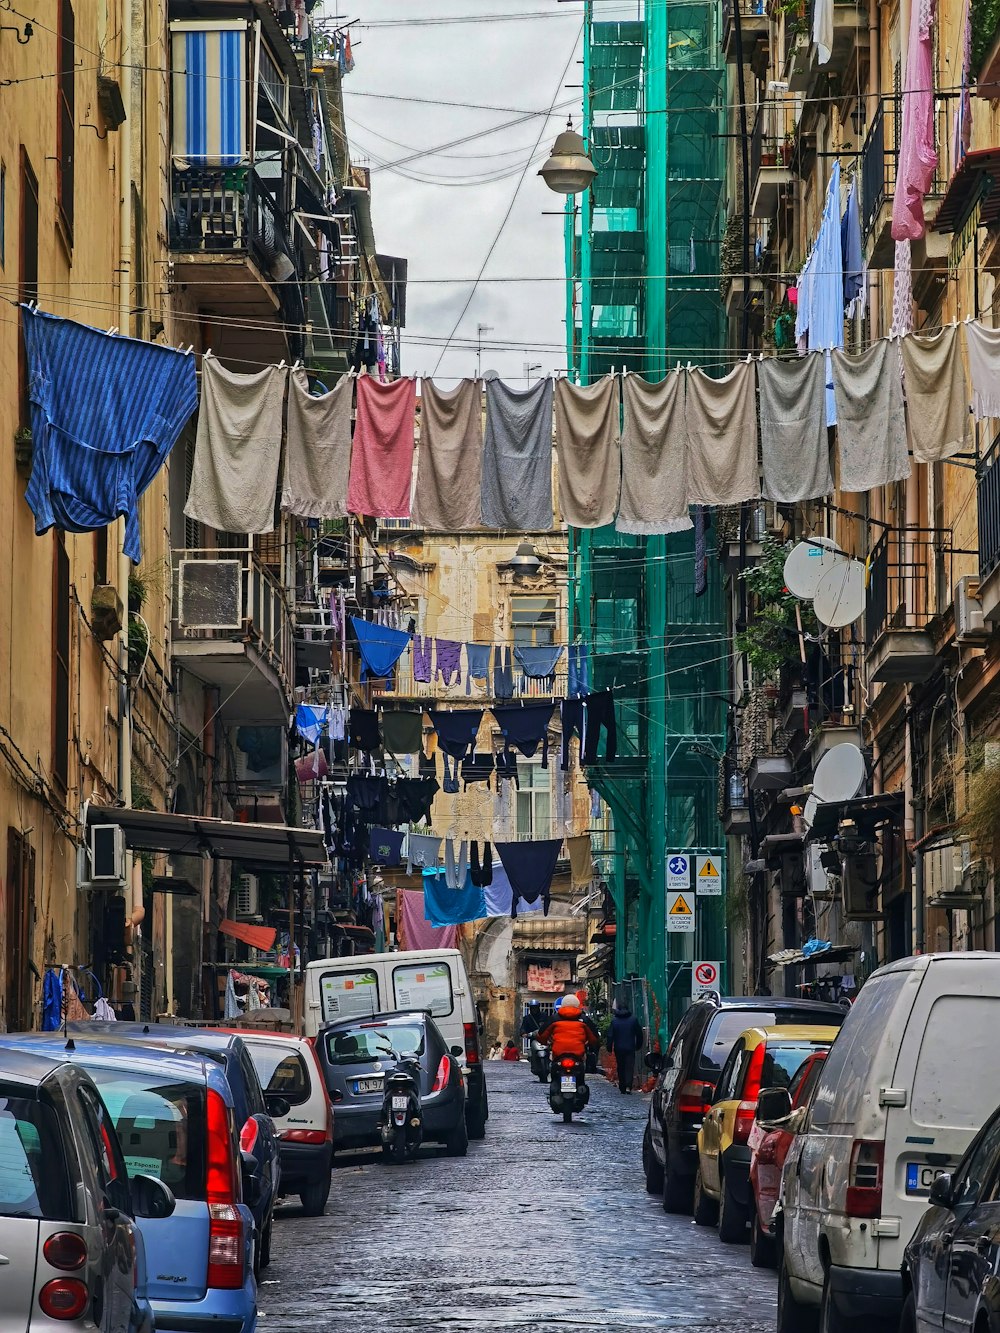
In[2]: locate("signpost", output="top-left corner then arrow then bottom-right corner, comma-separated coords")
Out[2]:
696,853 -> 722,896
667,853 -> 690,891
691,960 -> 721,999
666,890 -> 695,933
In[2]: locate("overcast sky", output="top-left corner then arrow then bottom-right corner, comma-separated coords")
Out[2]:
319,1 -> 587,383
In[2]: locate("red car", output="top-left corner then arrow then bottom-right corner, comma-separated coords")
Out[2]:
747,1049 -> 827,1269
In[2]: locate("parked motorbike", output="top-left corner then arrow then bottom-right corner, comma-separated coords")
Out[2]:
549,1053 -> 589,1123
529,1038 -> 550,1082
379,1047 -> 423,1163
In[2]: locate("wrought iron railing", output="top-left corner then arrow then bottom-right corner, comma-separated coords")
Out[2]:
979,429 -> 1000,579
865,528 -> 950,643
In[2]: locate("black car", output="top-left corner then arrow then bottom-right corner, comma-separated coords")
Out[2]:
315,1010 -> 468,1156
642,994 -> 847,1212
73,1022 -> 286,1271
903,1103 -> 1000,1333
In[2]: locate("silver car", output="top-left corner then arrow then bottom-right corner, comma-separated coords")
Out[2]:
0,1046 -> 174,1332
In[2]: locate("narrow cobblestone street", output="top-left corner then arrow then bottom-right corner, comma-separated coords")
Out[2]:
263,1063 -> 777,1331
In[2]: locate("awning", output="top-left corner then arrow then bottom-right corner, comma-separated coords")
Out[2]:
767,944 -> 858,969
219,919 -> 277,951
170,20 -> 251,167
933,148 -> 1000,233
512,917 -> 587,952
87,806 -> 327,867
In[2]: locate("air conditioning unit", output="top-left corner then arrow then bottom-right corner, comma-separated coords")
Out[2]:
235,874 -> 261,919
964,858 -> 989,895
177,559 -> 242,631
90,824 -> 126,883
956,575 -> 990,646
807,844 -> 837,900
841,849 -> 883,919
925,844 -> 962,898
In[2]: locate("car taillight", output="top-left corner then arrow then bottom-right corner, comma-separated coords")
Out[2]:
678,1080 -> 714,1115
240,1117 -> 259,1154
463,1022 -> 480,1065
846,1139 -> 884,1218
279,1128 -> 328,1144
734,1101 -> 758,1145
207,1203 -> 244,1290
206,1089 -> 239,1206
741,1044 -> 766,1102
43,1232 -> 87,1272
38,1278 -> 88,1320
432,1056 -> 451,1094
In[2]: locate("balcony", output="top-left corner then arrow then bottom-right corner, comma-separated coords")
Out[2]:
784,0 -> 865,88
173,549 -> 294,723
722,0 -> 769,72
722,765 -> 752,834
865,529 -> 947,684
977,430 -> 1000,622
750,103 -> 795,218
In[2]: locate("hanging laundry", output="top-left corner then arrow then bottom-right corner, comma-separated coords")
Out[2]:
422,869 -> 487,927
434,638 -> 463,687
901,325 -> 971,463
295,704 -> 328,745
412,378 -> 484,530
514,644 -> 564,691
841,181 -> 865,317
470,841 -> 493,888
347,374 -> 417,518
22,308 -> 198,563
616,371 -> 691,534
561,696 -> 586,771
42,969 -> 63,1031
236,726 -> 281,772
444,839 -> 468,890
380,709 -> 424,755
964,321 -> 1000,420
832,341 -> 911,491
694,506 -> 709,598
394,777 -> 439,827
294,747 -> 328,782
891,240 -> 915,337
481,377 -> 554,529
892,0 -> 938,241
566,834 -> 594,890
369,827 -> 404,867
406,833 -> 442,876
461,752 -> 495,789
554,375 -> 622,528
495,747 -> 519,790
813,0 -> 833,62
428,709 -> 483,760
685,366 -> 760,506
398,888 -> 457,950
185,355 -> 286,534
796,162 -> 844,426
953,0 -> 973,167
465,644 -> 491,695
412,635 -> 433,684
580,690 -> 617,765
346,774 -> 388,814
495,839 -> 563,916
758,355 -> 833,503
567,643 -> 589,699
350,616 -> 411,682
483,864 -> 541,917
491,702 -> 555,765
348,707 -> 382,753
280,371 -> 352,519
493,646 -> 514,700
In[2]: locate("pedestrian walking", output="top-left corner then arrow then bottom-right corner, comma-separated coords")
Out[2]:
607,1001 -> 644,1093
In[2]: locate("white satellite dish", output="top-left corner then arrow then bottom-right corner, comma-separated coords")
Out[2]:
812,742 -> 866,803
802,794 -> 818,828
813,559 -> 866,628
783,537 -> 844,600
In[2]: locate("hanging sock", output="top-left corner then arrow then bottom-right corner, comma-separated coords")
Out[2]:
495,839 -> 563,917
412,378 -> 484,530
351,617 -> 411,682
513,645 -> 564,691
616,371 -> 691,534
493,646 -> 514,700
553,375 -> 622,528
444,839 -> 468,890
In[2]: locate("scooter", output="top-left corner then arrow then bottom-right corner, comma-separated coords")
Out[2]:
549,1053 -> 590,1123
379,1048 -> 423,1164
529,1038 -> 550,1083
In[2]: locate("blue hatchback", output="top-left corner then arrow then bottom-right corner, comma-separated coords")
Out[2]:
0,1034 -> 258,1333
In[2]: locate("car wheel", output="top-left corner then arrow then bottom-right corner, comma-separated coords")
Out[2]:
898,1291 -> 916,1333
445,1114 -> 469,1157
466,1092 -> 488,1141
299,1176 -> 331,1216
643,1126 -> 664,1195
718,1168 -> 748,1243
749,1207 -> 776,1269
259,1216 -> 272,1270
778,1252 -> 818,1333
820,1270 -> 854,1333
692,1165 -> 719,1226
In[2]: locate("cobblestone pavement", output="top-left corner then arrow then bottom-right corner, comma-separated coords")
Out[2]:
262,1062 -> 777,1332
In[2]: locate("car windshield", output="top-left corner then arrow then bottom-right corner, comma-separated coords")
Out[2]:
325,1024 -> 424,1065
0,1089 -> 72,1221
247,1044 -> 310,1104
699,1008 -> 842,1075
85,1069 -> 206,1201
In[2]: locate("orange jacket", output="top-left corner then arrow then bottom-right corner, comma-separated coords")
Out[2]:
538,1013 -> 600,1059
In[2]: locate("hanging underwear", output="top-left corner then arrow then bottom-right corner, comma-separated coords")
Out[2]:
435,638 -> 462,687
495,839 -> 563,917
428,709 -> 483,760
348,708 -> 382,753
465,644 -> 491,695
493,645 -> 513,700
513,644 -> 565,691
461,751 -> 495,790
395,777 -> 439,827
412,635 -> 433,683
380,709 -> 424,755
491,702 -> 555,767
470,841 -> 493,888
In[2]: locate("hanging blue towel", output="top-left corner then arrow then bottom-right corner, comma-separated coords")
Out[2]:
514,644 -> 564,688
295,704 -> 327,745
482,864 -> 542,917
567,643 -> 590,698
350,616 -> 411,681
465,643 -> 491,694
422,869 -> 487,926
22,307 -> 198,563
42,969 -> 63,1031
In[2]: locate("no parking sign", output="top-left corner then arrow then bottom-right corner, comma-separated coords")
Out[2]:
691,961 -> 721,999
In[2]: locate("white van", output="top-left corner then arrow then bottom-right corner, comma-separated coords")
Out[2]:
776,952 -> 1000,1333
303,948 -> 488,1139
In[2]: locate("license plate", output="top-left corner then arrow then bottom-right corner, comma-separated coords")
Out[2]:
392,1095 -> 408,1110
560,1076 -> 577,1092
354,1076 -> 383,1094
906,1162 -> 947,1196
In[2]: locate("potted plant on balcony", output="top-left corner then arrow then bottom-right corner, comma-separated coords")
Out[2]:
780,133 -> 795,166
761,143 -> 778,167
735,535 -> 816,684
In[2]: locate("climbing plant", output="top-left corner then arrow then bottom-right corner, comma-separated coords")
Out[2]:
734,535 -> 814,680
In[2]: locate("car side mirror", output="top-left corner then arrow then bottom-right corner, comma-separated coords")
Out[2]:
929,1173 -> 954,1209
756,1086 -> 793,1125
644,1052 -> 664,1073
450,1045 -> 464,1058
131,1173 -> 176,1220
265,1094 -> 291,1119
240,1149 -> 262,1208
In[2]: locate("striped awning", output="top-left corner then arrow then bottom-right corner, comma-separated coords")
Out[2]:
170,20 -> 251,167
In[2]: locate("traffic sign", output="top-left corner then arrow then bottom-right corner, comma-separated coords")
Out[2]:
667,853 -> 690,892
696,853 -> 722,897
692,960 -> 721,998
666,890 -> 695,933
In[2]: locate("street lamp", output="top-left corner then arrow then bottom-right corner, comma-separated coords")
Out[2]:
538,117 -> 597,196
508,542 -> 543,577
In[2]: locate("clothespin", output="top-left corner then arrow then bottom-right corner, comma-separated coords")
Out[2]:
292,359 -> 302,371
204,347 -> 212,359
278,359 -> 287,369
107,325 -> 119,336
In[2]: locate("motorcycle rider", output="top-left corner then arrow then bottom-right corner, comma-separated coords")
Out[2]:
519,999 -> 546,1039
537,994 -> 600,1064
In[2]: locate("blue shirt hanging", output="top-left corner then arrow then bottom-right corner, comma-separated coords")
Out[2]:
422,869 -> 487,927
350,616 -> 411,681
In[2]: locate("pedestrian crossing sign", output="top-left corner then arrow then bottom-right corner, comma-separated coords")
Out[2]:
666,890 -> 695,933
696,853 -> 723,896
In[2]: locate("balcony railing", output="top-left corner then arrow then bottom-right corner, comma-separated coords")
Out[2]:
979,429 -> 1000,580
169,167 -> 291,270
859,96 -> 951,241
865,528 -> 950,644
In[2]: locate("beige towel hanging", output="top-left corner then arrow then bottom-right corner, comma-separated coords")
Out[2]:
554,376 -> 622,528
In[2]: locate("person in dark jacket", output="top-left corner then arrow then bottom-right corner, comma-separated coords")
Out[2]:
520,1000 -> 546,1039
607,1002 -> 644,1093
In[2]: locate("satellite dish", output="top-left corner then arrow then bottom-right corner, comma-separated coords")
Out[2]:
812,742 -> 866,803
813,559 -> 866,628
802,794 -> 818,828
783,537 -> 844,600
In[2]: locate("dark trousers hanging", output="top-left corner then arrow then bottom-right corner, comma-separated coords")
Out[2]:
581,691 -> 617,765
561,697 -> 585,771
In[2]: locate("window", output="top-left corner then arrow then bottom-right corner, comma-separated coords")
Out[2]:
57,0 -> 75,237
5,831 -> 34,1031
239,1046 -> 267,1116
393,962 -> 453,1017
86,1069 -> 207,1201
75,1086 -> 130,1215
325,1022 -> 424,1065
258,41 -> 288,120
0,1090 -> 72,1220
18,150 -> 38,429
319,968 -> 380,1023
511,595 -> 556,647
247,1044 -> 309,1106
94,529 -> 108,585
810,970 -> 910,1131
716,1039 -> 745,1102
953,1111 -> 1000,1208
516,761 -> 551,838
52,533 -> 70,793
791,1054 -> 826,1110
759,1042 -> 831,1092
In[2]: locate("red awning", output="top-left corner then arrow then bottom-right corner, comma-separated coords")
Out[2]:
219,919 -> 277,951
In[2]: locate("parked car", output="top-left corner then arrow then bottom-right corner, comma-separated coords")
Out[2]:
76,1022 -> 285,1271
0,1032 -> 258,1333
304,947 -> 489,1139
642,994 -> 847,1212
902,1098 -> 1000,1333
315,1010 -> 469,1156
694,1024 -> 838,1243
231,1030 -> 334,1216
747,1049 -> 827,1268
776,952 -> 1000,1333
